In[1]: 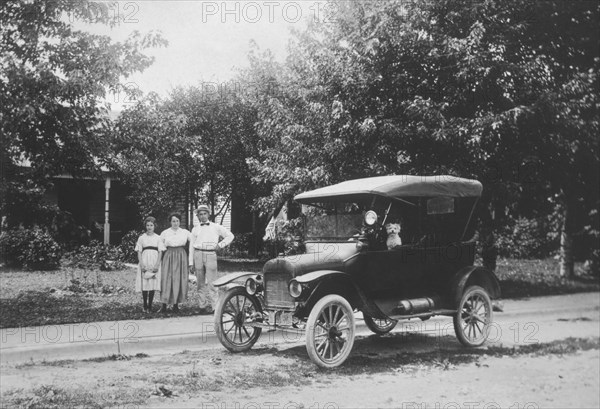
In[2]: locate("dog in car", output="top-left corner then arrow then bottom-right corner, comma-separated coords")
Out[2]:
385,222 -> 402,249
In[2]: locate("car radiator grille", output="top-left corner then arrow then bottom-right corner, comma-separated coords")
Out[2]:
264,273 -> 295,309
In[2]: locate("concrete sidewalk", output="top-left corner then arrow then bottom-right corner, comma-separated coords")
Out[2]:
0,310 -> 372,363
1,292 -> 598,364
0,314 -> 220,363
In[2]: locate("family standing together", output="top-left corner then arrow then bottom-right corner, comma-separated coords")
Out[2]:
134,206 -> 234,314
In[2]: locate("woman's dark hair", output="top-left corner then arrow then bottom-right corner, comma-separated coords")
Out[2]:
144,216 -> 156,226
168,212 -> 182,223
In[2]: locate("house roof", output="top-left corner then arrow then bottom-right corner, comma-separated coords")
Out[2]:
294,175 -> 483,203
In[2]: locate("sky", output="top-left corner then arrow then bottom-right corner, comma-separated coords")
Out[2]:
77,1 -> 327,110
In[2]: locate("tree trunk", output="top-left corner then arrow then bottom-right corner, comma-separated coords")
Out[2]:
185,183 -> 190,229
252,211 -> 258,257
586,252 -> 599,278
481,230 -> 497,273
559,200 -> 575,278
209,178 -> 215,220
479,202 -> 497,273
591,249 -> 600,278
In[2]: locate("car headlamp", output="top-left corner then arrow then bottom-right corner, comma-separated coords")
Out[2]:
245,277 -> 258,295
364,210 -> 378,226
288,280 -> 303,298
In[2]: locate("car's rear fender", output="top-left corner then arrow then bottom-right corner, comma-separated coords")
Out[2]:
451,266 -> 501,307
296,270 -> 383,319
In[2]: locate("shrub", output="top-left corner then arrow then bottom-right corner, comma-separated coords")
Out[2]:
0,228 -> 62,270
1,181 -> 59,229
49,210 -> 90,250
222,232 -> 259,258
263,217 -> 305,257
117,230 -> 143,263
62,240 -> 124,271
2,181 -> 94,250
495,217 -> 559,259
0,229 -> 29,266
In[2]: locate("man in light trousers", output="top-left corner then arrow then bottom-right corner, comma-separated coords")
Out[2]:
189,205 -> 234,314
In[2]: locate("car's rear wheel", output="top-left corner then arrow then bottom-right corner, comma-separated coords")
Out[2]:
363,314 -> 397,335
306,294 -> 355,368
215,287 -> 262,352
453,285 -> 492,347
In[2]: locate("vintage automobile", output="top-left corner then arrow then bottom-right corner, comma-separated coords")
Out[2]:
213,175 -> 501,368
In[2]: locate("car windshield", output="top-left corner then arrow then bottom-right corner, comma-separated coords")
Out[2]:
303,202 -> 364,240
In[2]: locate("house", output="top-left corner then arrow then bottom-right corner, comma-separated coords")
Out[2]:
45,175 -> 238,245
44,172 -> 139,244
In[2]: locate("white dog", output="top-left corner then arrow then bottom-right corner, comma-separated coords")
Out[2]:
385,223 -> 402,249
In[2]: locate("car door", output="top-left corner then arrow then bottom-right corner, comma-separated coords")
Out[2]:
356,246 -> 425,298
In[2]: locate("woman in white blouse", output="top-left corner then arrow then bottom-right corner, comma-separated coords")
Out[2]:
158,213 -> 192,313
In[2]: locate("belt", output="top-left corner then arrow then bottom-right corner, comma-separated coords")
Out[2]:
142,246 -> 159,252
194,248 -> 216,253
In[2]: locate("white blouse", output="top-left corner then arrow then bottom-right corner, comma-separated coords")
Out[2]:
135,233 -> 166,252
160,228 -> 191,248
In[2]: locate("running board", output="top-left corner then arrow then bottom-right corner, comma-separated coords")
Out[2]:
247,322 -> 296,331
387,309 -> 456,321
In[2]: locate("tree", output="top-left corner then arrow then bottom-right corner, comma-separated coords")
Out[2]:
109,87 -> 261,230
165,86 -> 260,221
108,93 -> 190,223
0,0 -> 166,226
244,0 -> 599,272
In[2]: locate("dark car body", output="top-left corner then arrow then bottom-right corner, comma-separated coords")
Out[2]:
214,175 -> 500,367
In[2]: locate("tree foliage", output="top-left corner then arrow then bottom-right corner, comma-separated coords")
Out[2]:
242,0 -> 598,268
107,93 -> 188,222
0,0 -> 166,226
108,88 -> 260,224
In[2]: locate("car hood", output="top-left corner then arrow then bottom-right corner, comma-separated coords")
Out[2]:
262,242 -> 359,277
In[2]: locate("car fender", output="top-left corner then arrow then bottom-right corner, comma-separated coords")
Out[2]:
213,272 -> 260,288
294,270 -> 350,284
451,265 -> 501,306
295,270 -> 384,318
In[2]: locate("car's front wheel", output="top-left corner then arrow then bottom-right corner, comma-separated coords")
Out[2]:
453,285 -> 492,347
306,294 -> 355,368
363,314 -> 397,335
215,286 -> 262,352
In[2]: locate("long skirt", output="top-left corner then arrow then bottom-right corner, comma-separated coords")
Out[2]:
160,246 -> 188,304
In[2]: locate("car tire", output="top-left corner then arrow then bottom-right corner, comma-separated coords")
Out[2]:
363,314 -> 397,335
215,286 -> 262,353
306,294 -> 355,368
453,285 -> 493,347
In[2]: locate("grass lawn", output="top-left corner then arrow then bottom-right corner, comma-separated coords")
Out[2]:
0,259 -> 262,329
495,258 -> 599,298
0,257 -> 597,329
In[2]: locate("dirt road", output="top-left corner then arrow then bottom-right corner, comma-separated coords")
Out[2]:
1,292 -> 599,408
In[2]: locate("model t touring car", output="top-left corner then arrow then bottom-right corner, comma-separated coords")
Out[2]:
213,175 -> 501,368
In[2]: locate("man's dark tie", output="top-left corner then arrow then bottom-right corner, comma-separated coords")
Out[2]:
200,223 -> 210,226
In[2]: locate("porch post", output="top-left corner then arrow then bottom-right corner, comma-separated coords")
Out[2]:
104,176 -> 111,245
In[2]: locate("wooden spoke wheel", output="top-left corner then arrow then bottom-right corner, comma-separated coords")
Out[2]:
453,285 -> 493,347
215,287 -> 262,352
306,295 -> 355,368
364,314 -> 398,335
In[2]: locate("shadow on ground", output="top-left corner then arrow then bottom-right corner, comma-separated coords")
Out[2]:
259,333 -> 600,376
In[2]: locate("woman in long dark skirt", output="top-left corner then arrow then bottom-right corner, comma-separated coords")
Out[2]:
158,213 -> 191,313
